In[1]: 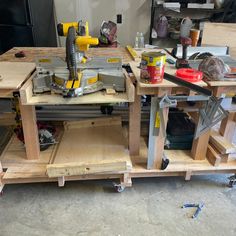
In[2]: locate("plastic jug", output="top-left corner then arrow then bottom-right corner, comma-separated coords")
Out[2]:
180,17 -> 193,38
156,16 -> 168,38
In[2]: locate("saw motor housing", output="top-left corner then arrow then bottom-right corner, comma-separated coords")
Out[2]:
33,20 -> 125,97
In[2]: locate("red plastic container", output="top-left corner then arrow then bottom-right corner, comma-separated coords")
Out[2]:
176,68 -> 203,82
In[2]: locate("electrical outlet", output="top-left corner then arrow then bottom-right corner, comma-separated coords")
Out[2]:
117,14 -> 122,24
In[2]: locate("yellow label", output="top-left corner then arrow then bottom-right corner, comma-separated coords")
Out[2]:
107,58 -> 121,63
38,58 -> 51,63
66,80 -> 73,89
87,76 -> 98,85
155,112 -> 160,128
142,55 -> 166,67
73,80 -> 80,89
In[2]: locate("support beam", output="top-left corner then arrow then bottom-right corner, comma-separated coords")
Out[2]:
129,93 -> 141,156
219,112 -> 236,143
58,176 -> 65,187
191,130 -> 210,160
185,171 -> 192,181
19,100 -> 40,160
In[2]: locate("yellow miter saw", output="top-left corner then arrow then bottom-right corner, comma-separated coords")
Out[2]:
33,20 -> 125,97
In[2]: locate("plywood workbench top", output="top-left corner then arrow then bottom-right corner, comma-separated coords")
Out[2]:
0,62 -> 35,90
0,47 -> 133,64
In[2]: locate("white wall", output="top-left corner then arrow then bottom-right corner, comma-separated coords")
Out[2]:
54,0 -> 151,46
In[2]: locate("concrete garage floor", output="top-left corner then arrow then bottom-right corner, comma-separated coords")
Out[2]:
0,175 -> 236,236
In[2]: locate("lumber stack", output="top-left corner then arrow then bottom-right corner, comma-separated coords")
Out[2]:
206,130 -> 236,167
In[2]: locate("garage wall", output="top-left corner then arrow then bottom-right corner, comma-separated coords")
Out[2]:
54,0 -> 151,46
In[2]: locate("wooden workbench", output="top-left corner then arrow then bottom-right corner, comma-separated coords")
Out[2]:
0,47 -> 236,192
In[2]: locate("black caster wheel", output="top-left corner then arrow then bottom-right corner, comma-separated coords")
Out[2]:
113,182 -> 125,193
0,191 -> 3,196
229,181 -> 234,188
228,175 -> 236,188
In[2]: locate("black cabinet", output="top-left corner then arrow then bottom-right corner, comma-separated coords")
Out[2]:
0,0 -> 57,54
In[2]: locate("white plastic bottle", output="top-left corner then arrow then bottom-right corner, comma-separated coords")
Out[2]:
135,32 -> 140,48
139,32 -> 145,48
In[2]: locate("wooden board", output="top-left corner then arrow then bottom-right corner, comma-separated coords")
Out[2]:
219,112 -> 236,142
64,116 -> 122,130
206,80 -> 236,87
0,134 -> 57,169
129,61 -> 207,95
46,117 -> 132,177
209,130 -> 236,154
1,134 -> 236,185
20,73 -> 135,105
0,47 -> 132,64
0,62 -> 35,89
0,113 -> 15,126
206,144 -> 221,167
202,23 -> 236,48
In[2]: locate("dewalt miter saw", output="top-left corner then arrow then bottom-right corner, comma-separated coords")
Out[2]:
33,20 -> 125,97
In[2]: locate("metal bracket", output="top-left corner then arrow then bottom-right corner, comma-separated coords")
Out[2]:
194,96 -> 228,139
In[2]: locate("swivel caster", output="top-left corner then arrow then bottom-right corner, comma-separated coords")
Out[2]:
113,182 -> 125,193
228,175 -> 236,188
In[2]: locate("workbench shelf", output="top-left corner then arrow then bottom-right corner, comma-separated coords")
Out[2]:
1,131 -> 236,190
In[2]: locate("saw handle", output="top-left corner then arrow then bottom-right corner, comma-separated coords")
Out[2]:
75,36 -> 99,51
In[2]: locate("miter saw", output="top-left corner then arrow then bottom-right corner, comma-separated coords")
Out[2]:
33,21 -> 125,97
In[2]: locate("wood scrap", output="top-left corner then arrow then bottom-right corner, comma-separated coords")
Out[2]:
206,144 -> 221,167
210,130 -> 236,154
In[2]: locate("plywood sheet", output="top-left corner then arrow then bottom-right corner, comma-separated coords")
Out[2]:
47,117 -> 132,177
0,47 -> 132,64
202,23 -> 236,48
0,62 -> 35,89
0,135 -> 56,169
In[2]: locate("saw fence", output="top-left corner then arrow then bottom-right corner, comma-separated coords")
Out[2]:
0,47 -> 236,193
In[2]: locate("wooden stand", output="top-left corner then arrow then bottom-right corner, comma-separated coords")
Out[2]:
0,47 -> 236,192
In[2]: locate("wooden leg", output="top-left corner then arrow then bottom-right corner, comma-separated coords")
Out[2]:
219,112 -> 236,143
185,170 -> 192,181
120,173 -> 132,187
191,130 -> 210,160
191,111 -> 210,160
58,176 -> 65,187
19,100 -> 40,160
147,97 -> 169,169
129,94 -> 141,156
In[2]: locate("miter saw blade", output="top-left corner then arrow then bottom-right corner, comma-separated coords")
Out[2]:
66,26 -> 78,81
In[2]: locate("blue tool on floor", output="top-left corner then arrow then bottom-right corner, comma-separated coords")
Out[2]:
182,203 -> 204,219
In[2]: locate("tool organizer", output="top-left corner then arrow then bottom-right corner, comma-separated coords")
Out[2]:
0,47 -> 236,193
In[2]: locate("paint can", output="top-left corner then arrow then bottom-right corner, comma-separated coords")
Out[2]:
140,51 -> 166,84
